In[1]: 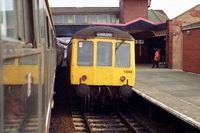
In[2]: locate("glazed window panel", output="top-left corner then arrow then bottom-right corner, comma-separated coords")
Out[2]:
75,15 -> 84,24
91,15 -> 97,23
97,42 -> 112,67
18,54 -> 38,65
115,43 -> 130,68
111,15 -> 116,23
68,15 -> 73,24
0,0 -> 16,38
97,15 -> 102,23
107,14 -> 112,23
17,0 -> 24,41
77,41 -> 93,66
3,58 -> 15,65
102,14 -> 107,23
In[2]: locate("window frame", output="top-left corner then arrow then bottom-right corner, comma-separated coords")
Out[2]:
77,41 -> 94,66
115,42 -> 130,68
97,41 -> 112,67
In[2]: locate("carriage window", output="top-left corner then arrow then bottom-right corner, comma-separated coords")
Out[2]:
3,58 -> 15,65
78,41 -> 93,66
0,0 -> 16,38
46,16 -> 50,49
97,42 -> 112,67
115,43 -> 130,68
19,54 -> 38,65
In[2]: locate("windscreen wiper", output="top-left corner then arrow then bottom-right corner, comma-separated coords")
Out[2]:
115,40 -> 124,51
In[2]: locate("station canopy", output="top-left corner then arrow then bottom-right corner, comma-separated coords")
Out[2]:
55,17 -> 167,39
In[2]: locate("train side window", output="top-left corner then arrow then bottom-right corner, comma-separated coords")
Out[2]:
51,29 -> 56,49
3,59 -> 15,65
17,0 -> 25,42
97,42 -> 112,67
115,43 -> 130,68
77,41 -> 93,66
0,0 -> 16,38
23,0 -> 34,46
18,54 -> 38,65
46,16 -> 50,49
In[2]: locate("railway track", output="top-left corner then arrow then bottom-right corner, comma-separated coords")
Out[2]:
50,68 -> 200,133
71,106 -> 150,133
4,114 -> 39,133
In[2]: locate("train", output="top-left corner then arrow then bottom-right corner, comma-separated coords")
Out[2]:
0,0 -> 57,132
67,26 -> 135,110
0,1 -> 135,131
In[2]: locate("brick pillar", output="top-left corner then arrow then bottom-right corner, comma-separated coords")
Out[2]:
119,0 -> 148,23
166,20 -> 173,68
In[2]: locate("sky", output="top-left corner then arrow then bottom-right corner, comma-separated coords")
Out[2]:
49,0 -> 200,19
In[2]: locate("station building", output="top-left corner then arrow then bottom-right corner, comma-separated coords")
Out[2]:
51,0 -> 168,65
51,0 -> 200,74
167,4 -> 200,73
182,22 -> 200,74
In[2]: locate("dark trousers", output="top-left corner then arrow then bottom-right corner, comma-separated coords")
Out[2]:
152,61 -> 159,68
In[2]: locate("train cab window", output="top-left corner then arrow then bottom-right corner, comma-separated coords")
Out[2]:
115,43 -> 130,68
77,41 -> 93,66
0,0 -> 16,38
97,42 -> 112,66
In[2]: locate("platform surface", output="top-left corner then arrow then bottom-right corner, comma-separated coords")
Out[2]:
133,64 -> 200,129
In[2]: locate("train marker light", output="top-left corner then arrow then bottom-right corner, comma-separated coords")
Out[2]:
82,75 -> 87,81
120,76 -> 126,82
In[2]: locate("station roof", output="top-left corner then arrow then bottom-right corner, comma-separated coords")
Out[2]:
90,17 -> 166,31
51,7 -> 169,23
148,9 -> 169,23
52,7 -> 168,38
89,17 -> 167,39
181,21 -> 200,30
51,7 -> 119,14
55,18 -> 167,38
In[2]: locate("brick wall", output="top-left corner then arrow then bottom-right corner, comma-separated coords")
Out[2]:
183,28 -> 200,74
170,5 -> 200,70
119,0 -> 148,23
166,20 -> 173,68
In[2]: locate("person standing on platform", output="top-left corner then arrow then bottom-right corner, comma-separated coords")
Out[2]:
152,50 -> 160,68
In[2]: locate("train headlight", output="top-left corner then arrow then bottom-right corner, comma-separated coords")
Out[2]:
82,75 -> 87,81
120,76 -> 126,82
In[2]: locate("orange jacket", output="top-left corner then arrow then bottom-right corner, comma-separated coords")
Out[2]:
154,51 -> 160,61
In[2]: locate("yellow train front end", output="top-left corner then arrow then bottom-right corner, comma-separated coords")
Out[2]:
71,38 -> 135,86
69,26 -> 135,109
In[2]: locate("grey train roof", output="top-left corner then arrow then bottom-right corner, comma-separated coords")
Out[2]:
73,26 -> 134,40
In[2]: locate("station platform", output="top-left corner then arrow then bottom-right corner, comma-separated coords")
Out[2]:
133,64 -> 200,130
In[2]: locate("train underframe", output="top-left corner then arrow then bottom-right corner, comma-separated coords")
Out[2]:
75,84 -> 133,111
